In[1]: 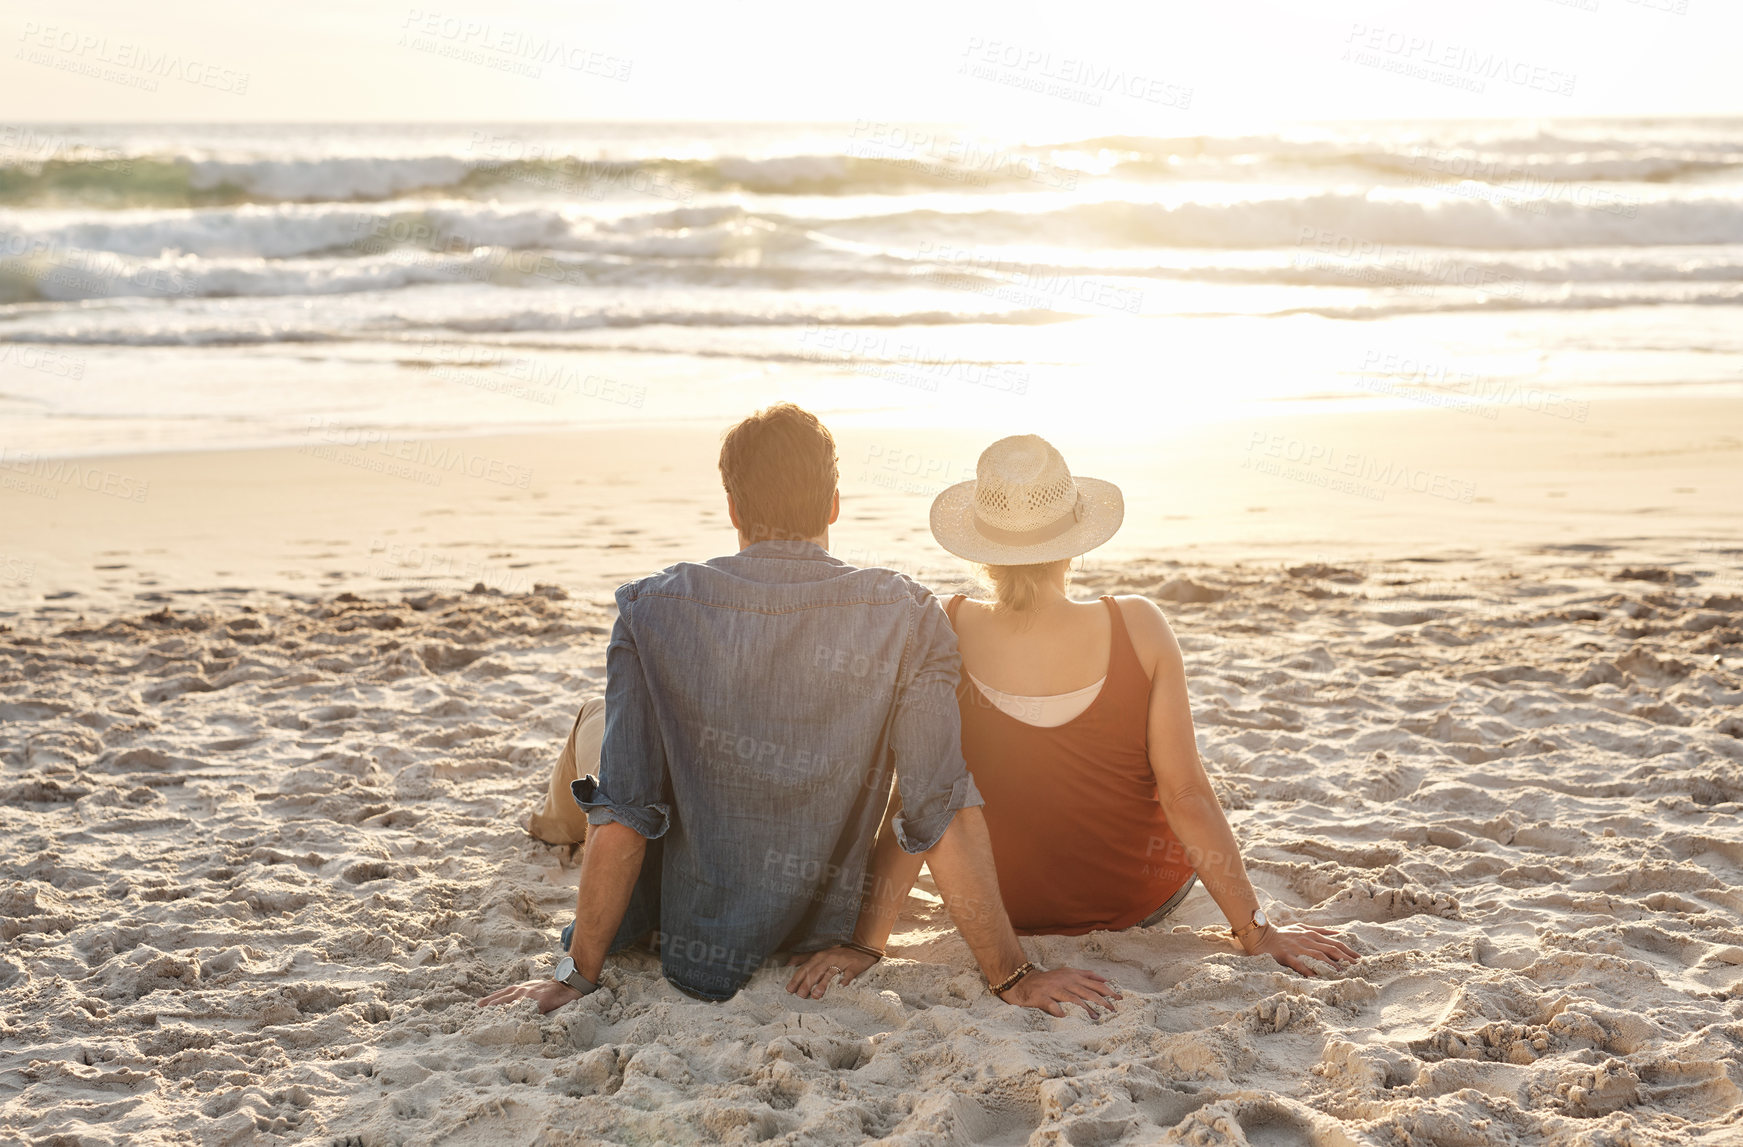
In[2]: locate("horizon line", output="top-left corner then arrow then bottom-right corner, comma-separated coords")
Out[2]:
12,113 -> 1743,127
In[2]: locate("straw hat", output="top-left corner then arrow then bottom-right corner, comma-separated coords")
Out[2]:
929,435 -> 1123,565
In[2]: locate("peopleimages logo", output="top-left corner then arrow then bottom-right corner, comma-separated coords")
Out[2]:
1342,24 -> 1577,97
346,215 -> 581,285
364,538 -> 533,594
0,125 -> 131,170
1400,148 -> 1639,219
398,9 -> 632,81
846,121 -> 1079,191
0,553 -> 38,585
16,22 -> 250,93
0,232 -> 196,299
466,132 -> 694,202
416,339 -> 648,409
918,241 -> 1144,315
300,418 -> 534,489
1294,228 -> 1526,300
0,448 -> 150,502
1243,431 -> 1478,504
0,344 -> 86,380
1353,350 -> 1590,423
959,38 -> 1192,109
797,324 -> 1031,396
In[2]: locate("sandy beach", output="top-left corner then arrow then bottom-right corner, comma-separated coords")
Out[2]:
3,394 -> 1741,1145
8,9 -> 1743,1138
4,393 -> 1739,616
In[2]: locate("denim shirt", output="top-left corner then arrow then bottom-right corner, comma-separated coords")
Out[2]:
574,540 -> 982,1001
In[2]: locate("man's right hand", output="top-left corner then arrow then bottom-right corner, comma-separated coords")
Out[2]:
998,967 -> 1121,1017
478,979 -> 583,1014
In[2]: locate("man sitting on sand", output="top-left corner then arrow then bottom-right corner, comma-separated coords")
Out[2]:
481,403 -> 1114,1016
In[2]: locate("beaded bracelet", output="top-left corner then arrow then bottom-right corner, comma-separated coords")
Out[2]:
989,960 -> 1038,996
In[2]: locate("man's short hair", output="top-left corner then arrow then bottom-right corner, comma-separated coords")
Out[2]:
719,403 -> 839,542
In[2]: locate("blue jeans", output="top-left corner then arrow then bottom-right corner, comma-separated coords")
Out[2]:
1136,873 -> 1198,929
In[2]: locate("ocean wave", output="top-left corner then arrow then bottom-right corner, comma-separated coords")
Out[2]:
0,249 -> 524,304
7,196 -> 1743,304
3,274 -> 1735,346
0,150 -> 1085,208
5,122 -> 1743,208
0,200 -> 839,300
1107,149 -> 1743,186
822,192 -> 1743,250
420,307 -> 1073,333
0,202 -> 828,267
0,155 -> 469,208
0,307 -> 1077,345
7,184 -> 1741,279
9,237 -> 1742,306
0,202 -> 577,260
904,249 -> 1743,288
1053,128 -> 1743,172
1211,283 -> 1743,321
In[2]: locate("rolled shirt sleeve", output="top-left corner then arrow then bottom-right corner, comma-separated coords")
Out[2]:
573,597 -> 672,840
888,593 -> 984,853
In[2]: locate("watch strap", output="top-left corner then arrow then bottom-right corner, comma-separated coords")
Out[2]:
1230,910 -> 1267,941
553,959 -> 600,996
561,969 -> 599,995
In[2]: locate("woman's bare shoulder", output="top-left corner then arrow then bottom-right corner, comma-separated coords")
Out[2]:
941,592 -> 992,631
1112,594 -> 1171,629
947,593 -> 995,614
1113,595 -> 1183,671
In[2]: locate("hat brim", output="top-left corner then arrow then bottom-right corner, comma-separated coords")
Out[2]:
929,477 -> 1124,566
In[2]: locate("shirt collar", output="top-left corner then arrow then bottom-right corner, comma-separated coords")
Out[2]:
738,539 -> 840,564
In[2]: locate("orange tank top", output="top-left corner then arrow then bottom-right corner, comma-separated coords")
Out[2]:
945,594 -> 1195,935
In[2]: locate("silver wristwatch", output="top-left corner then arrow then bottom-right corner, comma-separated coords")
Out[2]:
552,956 -> 600,996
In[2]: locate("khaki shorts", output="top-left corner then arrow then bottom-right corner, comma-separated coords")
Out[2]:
527,696 -> 604,845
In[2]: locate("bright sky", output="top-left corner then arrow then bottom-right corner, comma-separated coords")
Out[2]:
8,0 -> 1739,127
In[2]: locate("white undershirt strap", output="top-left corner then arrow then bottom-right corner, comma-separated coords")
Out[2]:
966,671 -> 1106,728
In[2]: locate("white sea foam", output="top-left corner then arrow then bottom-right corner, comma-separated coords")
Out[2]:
1,119 -> 1739,454
4,121 -> 1741,207
5,183 -> 1739,275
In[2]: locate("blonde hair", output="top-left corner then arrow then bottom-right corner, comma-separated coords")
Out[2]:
980,559 -> 1071,617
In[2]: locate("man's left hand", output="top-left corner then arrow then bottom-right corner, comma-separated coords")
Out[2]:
478,979 -> 583,1013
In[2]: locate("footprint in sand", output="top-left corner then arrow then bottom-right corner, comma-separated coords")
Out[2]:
1250,993 -> 1316,1034
1418,1019 -> 1555,1065
1370,973 -> 1458,1046
1319,880 -> 1460,922
1546,1058 -> 1642,1117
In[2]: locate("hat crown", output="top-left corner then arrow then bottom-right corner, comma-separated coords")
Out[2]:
973,435 -> 1080,532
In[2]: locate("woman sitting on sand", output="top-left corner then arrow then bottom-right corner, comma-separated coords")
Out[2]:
788,435 -> 1359,1001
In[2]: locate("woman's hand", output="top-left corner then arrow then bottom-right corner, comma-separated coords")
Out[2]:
998,967 -> 1122,1018
785,946 -> 879,999
1242,923 -> 1359,976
